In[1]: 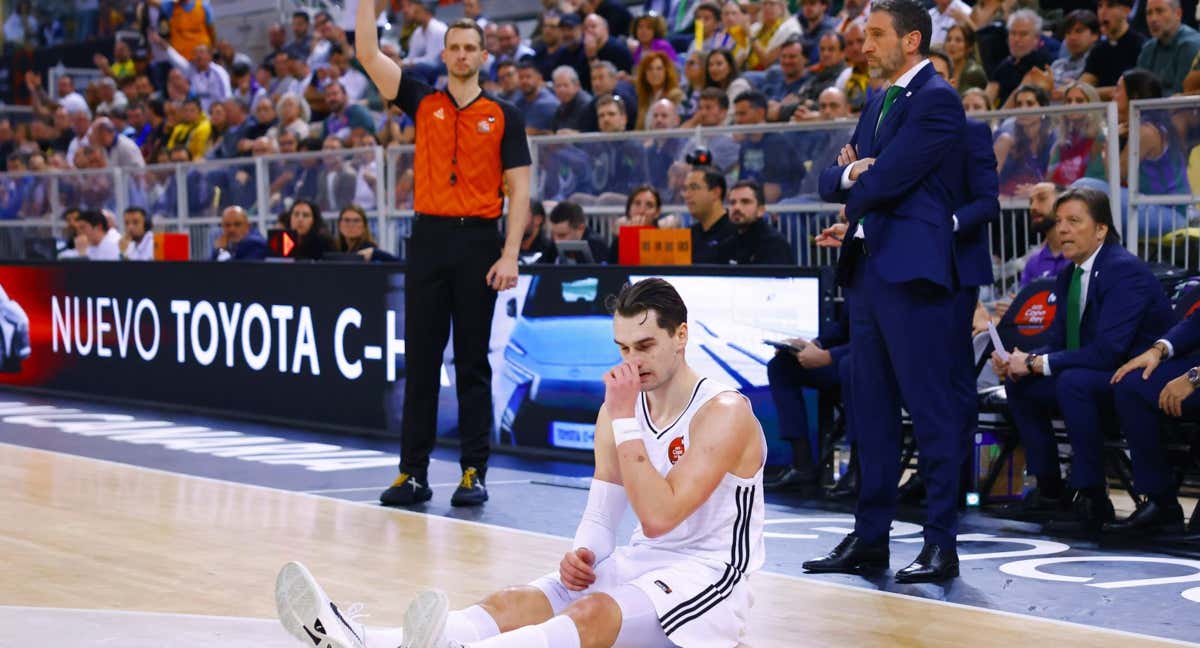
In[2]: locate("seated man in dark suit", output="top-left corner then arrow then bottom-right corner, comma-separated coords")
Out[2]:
211,205 -> 269,261
995,188 -> 1176,536
1107,311 -> 1199,534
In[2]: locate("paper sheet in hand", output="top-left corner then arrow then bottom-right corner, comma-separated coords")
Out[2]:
988,322 -> 1009,361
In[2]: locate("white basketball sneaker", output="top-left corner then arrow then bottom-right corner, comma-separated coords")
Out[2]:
399,590 -> 450,648
276,561 -> 368,648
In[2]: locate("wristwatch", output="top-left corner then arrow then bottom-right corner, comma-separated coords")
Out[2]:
1188,367 -> 1200,388
1026,353 -> 1039,374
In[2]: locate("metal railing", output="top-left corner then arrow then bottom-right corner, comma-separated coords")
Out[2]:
1126,96 -> 1200,268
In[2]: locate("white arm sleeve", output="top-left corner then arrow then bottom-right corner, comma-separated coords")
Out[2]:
571,478 -> 628,563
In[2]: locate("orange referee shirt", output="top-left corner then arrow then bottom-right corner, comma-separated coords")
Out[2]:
393,75 -> 531,219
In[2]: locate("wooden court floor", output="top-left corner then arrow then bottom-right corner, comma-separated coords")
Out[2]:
0,443 -> 1191,648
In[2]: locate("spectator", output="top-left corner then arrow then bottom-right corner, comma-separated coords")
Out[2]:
764,38 -> 811,120
548,200 -> 610,262
493,22 -> 536,68
551,66 -> 594,132
1018,182 -> 1072,287
163,67 -> 194,104
531,10 -> 563,70
728,179 -> 791,264
796,0 -> 836,64
583,13 -> 634,74
1081,0 -> 1145,99
160,0 -> 217,62
608,184 -> 663,263
631,13 -> 679,66
732,90 -> 804,202
3,0 -> 37,50
1048,82 -> 1107,187
263,23 -> 289,66
690,2 -> 734,54
574,94 -> 647,202
1138,0 -> 1200,95
327,45 -> 370,103
833,0 -> 869,32
168,98 -> 214,160
401,0 -> 449,85
634,51 -> 684,130
463,0 -> 490,29
64,110 -> 94,169
74,209 -> 122,260
27,73 -> 89,117
690,88 -> 740,169
95,78 -> 129,115
704,49 -> 752,122
89,117 -> 145,169
928,0 -> 972,48
315,137 -> 358,213
684,165 -> 737,264
996,85 -> 1055,196
718,0 -> 753,63
286,10 -> 312,60
642,0 -> 702,49
143,100 -> 173,162
836,21 -> 870,112
335,205 -> 397,262
679,50 -> 707,119
794,86 -> 853,195
546,12 -> 592,92
379,106 -> 417,147
278,52 -> 315,104
519,199 -> 556,263
584,59 -> 638,131
269,93 -> 312,141
1116,68 -> 1189,233
323,82 -> 375,141
493,60 -> 520,101
581,0 -> 632,41
118,207 -> 155,261
512,61 -> 560,135
212,205 -> 268,261
287,199 -> 334,260
962,86 -> 990,112
307,11 -> 348,70
644,99 -> 685,194
207,98 -> 250,159
944,23 -> 988,96
94,40 -> 136,82
1052,10 -> 1102,94
988,10 -> 1055,108
745,0 -> 801,71
800,31 -> 847,104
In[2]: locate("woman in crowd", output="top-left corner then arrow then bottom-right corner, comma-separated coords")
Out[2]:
943,23 -> 988,95
705,49 -> 751,122
630,14 -> 678,66
720,0 -> 753,64
678,50 -> 707,121
287,199 -> 334,261
962,87 -> 991,113
334,204 -> 396,262
744,0 -> 800,71
1116,68 -> 1189,236
635,51 -> 684,130
1047,81 -> 1106,186
995,84 -> 1055,196
608,185 -> 663,263
268,92 -> 312,141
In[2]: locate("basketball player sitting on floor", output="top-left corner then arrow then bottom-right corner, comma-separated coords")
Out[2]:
275,278 -> 767,648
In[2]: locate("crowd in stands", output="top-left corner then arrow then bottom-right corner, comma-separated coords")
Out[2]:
0,0 -> 1199,265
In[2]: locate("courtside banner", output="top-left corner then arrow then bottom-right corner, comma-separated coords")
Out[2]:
0,262 -> 823,455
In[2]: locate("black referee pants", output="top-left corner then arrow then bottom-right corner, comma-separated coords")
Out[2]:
400,215 -> 501,481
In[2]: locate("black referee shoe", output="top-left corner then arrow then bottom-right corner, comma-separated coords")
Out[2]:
379,473 -> 432,507
450,467 -> 488,507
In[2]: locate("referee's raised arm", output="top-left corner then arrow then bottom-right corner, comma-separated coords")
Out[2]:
355,0 -> 401,101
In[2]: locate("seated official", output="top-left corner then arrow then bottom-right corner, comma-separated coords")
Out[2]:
1107,320 -> 1200,534
287,199 -> 335,261
728,180 -> 793,265
608,185 -> 662,264
995,188 -> 1176,536
548,200 -> 610,263
211,206 -> 269,261
684,166 -> 737,265
520,199 -> 557,264
766,310 -> 851,491
119,207 -> 155,261
334,205 -> 397,262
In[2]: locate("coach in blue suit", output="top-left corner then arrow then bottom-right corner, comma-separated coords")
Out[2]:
998,188 -> 1175,536
1106,308 -> 1197,534
802,0 -> 969,583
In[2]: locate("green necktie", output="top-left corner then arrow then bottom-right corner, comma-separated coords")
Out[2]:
875,85 -> 904,134
1066,266 -> 1084,350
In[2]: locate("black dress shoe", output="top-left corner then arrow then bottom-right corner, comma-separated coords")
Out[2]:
765,465 -> 821,491
1002,487 -> 1072,522
1044,491 -> 1115,537
1103,498 -> 1185,535
895,543 -> 959,583
802,534 -> 889,574
897,473 -> 926,504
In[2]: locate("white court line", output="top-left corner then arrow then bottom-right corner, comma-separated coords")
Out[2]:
310,479 -> 532,494
6,443 -> 1197,647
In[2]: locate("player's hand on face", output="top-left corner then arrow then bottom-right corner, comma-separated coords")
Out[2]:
560,547 -> 597,591
603,361 -> 640,419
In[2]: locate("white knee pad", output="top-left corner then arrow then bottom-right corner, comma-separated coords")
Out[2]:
610,585 -> 674,648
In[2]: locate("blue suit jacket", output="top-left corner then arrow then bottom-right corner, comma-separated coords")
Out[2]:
819,63 -> 966,289
1163,306 -> 1200,357
1035,243 -> 1176,372
953,119 -> 1001,288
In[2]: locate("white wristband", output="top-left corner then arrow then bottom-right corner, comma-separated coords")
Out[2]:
611,417 -> 641,445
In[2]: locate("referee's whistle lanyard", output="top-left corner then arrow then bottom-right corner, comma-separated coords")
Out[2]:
444,89 -> 482,188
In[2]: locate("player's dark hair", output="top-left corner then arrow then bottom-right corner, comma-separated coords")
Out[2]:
607,278 -> 689,334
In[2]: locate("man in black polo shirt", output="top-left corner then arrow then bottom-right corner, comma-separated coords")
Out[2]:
987,9 -> 1055,108
357,6 -> 531,508
728,180 -> 793,265
1081,0 -> 1146,99
684,165 -> 737,264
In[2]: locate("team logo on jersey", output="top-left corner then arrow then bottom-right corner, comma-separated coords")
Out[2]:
654,580 -> 672,594
433,108 -> 446,120
477,120 -> 492,133
668,437 -> 685,464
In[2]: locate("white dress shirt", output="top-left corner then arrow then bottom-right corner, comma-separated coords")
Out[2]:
929,0 -> 971,47
85,228 -> 123,261
1042,244 -> 1101,376
406,18 -> 448,66
123,234 -> 155,261
841,58 -> 931,240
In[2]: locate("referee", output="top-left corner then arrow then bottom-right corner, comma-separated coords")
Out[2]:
357,2 -> 531,507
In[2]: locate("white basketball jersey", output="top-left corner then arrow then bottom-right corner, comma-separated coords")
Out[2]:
628,377 -> 766,577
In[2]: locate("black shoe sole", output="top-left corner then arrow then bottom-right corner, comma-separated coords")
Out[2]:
379,488 -> 433,507
895,565 -> 959,584
450,491 -> 489,507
